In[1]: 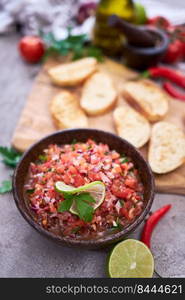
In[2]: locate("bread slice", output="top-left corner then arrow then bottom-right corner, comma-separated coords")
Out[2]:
80,72 -> 117,116
113,105 -> 151,148
50,91 -> 88,129
48,57 -> 97,86
122,80 -> 169,122
149,121 -> 185,174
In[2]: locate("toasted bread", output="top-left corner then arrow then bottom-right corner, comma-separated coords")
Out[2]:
122,80 -> 169,122
149,121 -> 185,174
113,105 -> 151,148
50,91 -> 88,129
48,57 -> 97,86
80,72 -> 117,116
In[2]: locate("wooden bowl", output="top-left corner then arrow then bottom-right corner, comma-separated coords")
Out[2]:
13,129 -> 155,249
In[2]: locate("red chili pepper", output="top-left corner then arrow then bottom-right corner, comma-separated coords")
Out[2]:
141,204 -> 171,248
163,82 -> 185,101
147,67 -> 185,88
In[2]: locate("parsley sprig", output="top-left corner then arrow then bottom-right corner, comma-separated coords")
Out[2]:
0,180 -> 12,194
58,192 -> 96,222
0,146 -> 22,194
0,146 -> 22,168
42,29 -> 103,62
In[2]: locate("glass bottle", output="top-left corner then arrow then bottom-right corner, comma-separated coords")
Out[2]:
93,0 -> 135,55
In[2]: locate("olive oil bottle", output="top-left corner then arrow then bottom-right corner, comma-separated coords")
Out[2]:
93,0 -> 135,55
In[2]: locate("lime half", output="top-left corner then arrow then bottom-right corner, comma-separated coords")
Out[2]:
108,239 -> 154,278
55,181 -> 106,215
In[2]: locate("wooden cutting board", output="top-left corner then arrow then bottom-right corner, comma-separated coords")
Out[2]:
12,57 -> 185,195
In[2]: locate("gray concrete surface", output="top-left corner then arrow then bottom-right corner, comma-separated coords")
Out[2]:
0,34 -> 185,278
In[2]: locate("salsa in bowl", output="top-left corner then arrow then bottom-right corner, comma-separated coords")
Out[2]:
13,129 -> 154,249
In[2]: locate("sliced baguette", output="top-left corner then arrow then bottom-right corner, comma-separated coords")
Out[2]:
149,121 -> 185,174
113,105 -> 151,148
122,79 -> 169,122
50,91 -> 88,129
80,72 -> 117,116
48,57 -> 97,86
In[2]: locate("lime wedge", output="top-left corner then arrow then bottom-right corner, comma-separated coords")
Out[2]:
55,181 -> 106,215
108,239 -> 154,278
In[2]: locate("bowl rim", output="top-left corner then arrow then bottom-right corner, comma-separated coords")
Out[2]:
12,128 -> 155,248
124,26 -> 169,55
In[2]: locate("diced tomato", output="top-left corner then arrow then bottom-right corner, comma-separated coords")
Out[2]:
73,174 -> 85,187
56,166 -> 65,173
111,180 -> 133,199
63,173 -> 72,185
111,152 -> 120,159
119,207 -> 130,219
49,203 -> 57,213
88,171 -> 101,181
90,154 -> 100,164
125,177 -> 137,189
68,165 -> 78,174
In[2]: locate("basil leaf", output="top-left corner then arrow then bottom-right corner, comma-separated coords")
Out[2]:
58,198 -> 73,212
0,180 -> 12,194
76,199 -> 94,222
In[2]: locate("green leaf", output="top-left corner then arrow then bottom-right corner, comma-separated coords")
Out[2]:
41,29 -> 103,62
120,156 -> 129,164
63,193 -> 74,200
71,138 -> 77,145
71,226 -> 81,234
58,198 -> 73,212
58,190 -> 96,221
26,188 -> 35,194
0,146 -> 22,168
76,199 -> 94,222
38,155 -> 47,162
0,180 -> 12,194
85,46 -> 104,62
74,192 -> 96,204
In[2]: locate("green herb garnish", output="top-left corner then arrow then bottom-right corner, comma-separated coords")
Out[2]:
58,192 -> 96,222
58,197 -> 73,212
0,146 -> 22,168
111,218 -> 123,230
120,156 -> 129,164
38,154 -> 47,162
0,180 -> 12,194
26,188 -> 35,194
71,138 -> 77,145
42,29 -> 103,62
71,226 -> 81,234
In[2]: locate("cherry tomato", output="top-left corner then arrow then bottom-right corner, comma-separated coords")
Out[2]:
147,16 -> 171,30
175,26 -> 185,58
19,36 -> 45,63
163,39 -> 184,63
